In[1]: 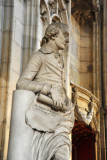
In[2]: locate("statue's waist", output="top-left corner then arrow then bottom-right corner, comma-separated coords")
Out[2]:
34,77 -> 63,85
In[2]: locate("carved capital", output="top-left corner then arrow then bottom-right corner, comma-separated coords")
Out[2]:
71,0 -> 99,25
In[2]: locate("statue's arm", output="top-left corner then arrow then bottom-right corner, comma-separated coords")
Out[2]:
16,52 -> 45,93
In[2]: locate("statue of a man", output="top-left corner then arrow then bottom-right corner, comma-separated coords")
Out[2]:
16,23 -> 74,160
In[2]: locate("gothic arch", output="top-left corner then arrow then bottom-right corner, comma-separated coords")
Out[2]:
40,0 -> 50,25
57,0 -> 69,24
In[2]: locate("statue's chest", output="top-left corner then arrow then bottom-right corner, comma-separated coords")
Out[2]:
44,53 -> 64,71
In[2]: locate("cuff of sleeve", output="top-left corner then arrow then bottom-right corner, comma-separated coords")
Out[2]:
41,84 -> 52,95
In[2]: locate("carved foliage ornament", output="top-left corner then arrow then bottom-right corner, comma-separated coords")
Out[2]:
48,0 -> 58,15
71,0 -> 99,25
40,0 -> 50,23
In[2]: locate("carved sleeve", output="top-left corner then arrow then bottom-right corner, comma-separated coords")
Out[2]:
16,52 -> 44,93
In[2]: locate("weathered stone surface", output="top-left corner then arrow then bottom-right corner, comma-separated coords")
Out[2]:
14,20 -> 24,47
80,73 -> 93,91
80,36 -> 92,48
79,62 -> 93,73
79,47 -> 93,62
7,90 -> 35,160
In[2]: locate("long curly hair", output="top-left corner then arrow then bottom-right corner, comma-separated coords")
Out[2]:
41,23 -> 68,46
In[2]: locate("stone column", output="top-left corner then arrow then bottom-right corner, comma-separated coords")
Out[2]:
7,90 -> 35,160
0,1 -> 14,159
22,0 -> 42,70
103,0 -> 107,158
3,1 -> 25,159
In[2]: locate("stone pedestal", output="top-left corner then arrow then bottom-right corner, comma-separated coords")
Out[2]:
7,90 -> 35,160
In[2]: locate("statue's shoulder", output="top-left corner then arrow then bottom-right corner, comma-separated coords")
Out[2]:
31,43 -> 53,60
31,50 -> 44,60
32,50 -> 43,56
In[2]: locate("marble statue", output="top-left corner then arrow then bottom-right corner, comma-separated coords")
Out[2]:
8,23 -> 75,160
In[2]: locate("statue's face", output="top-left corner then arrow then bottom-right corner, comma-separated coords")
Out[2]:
54,28 -> 69,50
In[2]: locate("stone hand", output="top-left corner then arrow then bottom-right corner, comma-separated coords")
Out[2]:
50,86 -> 67,111
41,84 -> 52,95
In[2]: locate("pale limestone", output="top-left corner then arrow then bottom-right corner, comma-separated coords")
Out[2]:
70,55 -> 80,70
79,47 -> 93,62
71,39 -> 79,57
14,0 -> 24,23
14,20 -> 24,47
80,73 -> 93,91
80,36 -> 92,48
70,66 -> 80,84
7,90 -> 35,160
12,23 -> 74,160
3,2 -> 24,156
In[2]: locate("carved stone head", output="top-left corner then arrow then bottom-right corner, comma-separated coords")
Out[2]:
41,22 -> 69,50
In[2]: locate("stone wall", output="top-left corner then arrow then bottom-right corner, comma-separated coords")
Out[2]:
3,1 -> 25,160
70,17 -> 94,93
102,0 -> 107,158
79,25 -> 93,92
22,0 -> 43,70
70,15 -> 80,85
